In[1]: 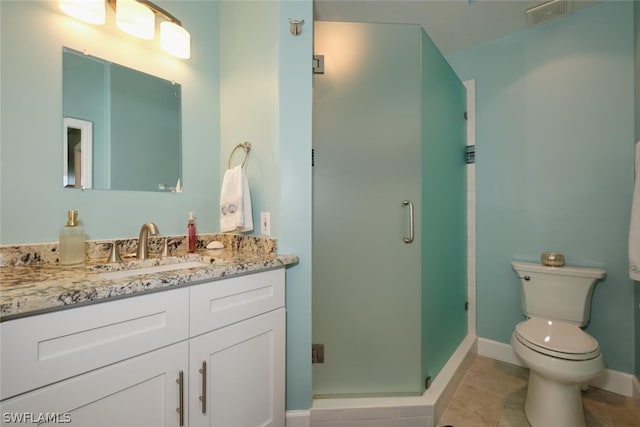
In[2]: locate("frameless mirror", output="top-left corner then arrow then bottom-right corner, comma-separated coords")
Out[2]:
63,48 -> 182,192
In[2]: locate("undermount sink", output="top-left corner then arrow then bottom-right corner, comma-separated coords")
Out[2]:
93,257 -> 212,280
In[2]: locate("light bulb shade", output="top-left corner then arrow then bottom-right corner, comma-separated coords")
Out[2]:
116,0 -> 155,40
160,21 -> 191,59
59,0 -> 105,24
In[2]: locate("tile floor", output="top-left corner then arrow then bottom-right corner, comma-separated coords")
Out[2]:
438,356 -> 640,427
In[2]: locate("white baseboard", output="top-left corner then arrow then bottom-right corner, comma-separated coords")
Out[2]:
477,337 -> 524,367
477,337 -> 636,397
590,367 -> 637,397
286,410 -> 311,427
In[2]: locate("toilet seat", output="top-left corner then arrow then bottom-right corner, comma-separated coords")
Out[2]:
514,317 -> 600,361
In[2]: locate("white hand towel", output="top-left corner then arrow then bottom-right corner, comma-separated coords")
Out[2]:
220,165 -> 253,233
629,141 -> 640,280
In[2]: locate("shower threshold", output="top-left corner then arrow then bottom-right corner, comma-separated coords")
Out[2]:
313,391 -> 421,399
310,335 -> 476,427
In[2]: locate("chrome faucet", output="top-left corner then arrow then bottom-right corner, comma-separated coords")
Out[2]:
137,222 -> 159,260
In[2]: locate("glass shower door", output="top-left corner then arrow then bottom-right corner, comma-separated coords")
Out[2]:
312,21 -> 424,397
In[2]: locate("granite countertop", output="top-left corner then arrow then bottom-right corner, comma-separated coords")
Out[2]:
0,249 -> 298,322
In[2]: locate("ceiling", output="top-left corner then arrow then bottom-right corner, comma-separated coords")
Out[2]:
313,0 -> 602,54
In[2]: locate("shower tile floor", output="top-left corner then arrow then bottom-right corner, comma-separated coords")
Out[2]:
439,356 -> 640,427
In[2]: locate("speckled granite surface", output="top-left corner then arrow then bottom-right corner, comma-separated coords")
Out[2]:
0,233 -> 277,267
0,235 -> 297,321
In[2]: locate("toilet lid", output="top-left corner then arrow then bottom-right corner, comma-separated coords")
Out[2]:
515,318 -> 600,361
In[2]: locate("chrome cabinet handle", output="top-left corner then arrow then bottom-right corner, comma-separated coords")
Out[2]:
176,370 -> 184,426
199,361 -> 207,414
403,200 -> 414,244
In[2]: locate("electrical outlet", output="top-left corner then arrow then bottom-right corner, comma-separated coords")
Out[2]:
260,212 -> 271,236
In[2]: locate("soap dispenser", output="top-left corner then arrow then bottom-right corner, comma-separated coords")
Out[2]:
59,210 -> 85,266
187,212 -> 197,253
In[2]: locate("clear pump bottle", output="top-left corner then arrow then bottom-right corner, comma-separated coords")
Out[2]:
59,210 -> 85,266
187,212 -> 197,253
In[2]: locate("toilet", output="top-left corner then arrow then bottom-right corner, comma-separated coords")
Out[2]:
510,261 -> 606,427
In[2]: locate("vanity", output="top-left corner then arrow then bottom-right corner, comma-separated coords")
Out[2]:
0,237 -> 297,427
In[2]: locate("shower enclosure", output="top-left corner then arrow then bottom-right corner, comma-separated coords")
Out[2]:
312,21 -> 467,397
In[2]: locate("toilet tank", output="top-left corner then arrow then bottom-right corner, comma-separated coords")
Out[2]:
511,261 -> 606,326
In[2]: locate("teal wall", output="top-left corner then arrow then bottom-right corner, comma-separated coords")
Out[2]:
1,0 -> 220,243
1,0 -> 314,410
218,0 -> 313,409
636,1 -> 640,143
634,0 -> 640,378
278,1 -> 313,408
219,1 -> 280,237
448,2 -> 636,374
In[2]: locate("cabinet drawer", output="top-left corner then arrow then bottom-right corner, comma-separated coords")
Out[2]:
0,287 -> 189,400
189,268 -> 285,337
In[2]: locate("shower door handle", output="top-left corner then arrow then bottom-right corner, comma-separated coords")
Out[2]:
403,200 -> 414,244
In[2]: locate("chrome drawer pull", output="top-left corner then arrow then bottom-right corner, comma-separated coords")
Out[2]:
176,370 -> 184,426
199,361 -> 207,414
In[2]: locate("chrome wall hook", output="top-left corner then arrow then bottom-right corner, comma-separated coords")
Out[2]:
289,18 -> 304,36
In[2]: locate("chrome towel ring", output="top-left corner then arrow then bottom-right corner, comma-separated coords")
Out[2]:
227,141 -> 252,169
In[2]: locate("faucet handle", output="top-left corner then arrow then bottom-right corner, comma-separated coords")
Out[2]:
98,240 -> 122,263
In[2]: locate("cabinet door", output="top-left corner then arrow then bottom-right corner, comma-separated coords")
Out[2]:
189,309 -> 285,427
0,342 -> 188,427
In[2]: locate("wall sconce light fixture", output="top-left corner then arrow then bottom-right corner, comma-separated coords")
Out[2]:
159,21 -> 190,59
59,0 -> 106,25
59,0 -> 191,59
115,0 -> 154,40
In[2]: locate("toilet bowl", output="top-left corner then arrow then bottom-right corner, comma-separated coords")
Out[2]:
511,317 -> 604,427
510,261 -> 606,427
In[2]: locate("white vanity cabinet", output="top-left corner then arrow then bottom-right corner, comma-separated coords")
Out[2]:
0,268 -> 286,427
188,269 -> 286,427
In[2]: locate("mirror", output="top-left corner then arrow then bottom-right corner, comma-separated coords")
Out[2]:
62,48 -> 182,192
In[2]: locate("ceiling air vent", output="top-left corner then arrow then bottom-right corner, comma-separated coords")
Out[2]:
526,0 -> 573,27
